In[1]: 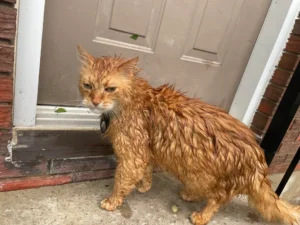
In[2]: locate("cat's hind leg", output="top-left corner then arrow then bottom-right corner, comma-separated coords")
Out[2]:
180,175 -> 209,202
180,189 -> 201,202
180,183 -> 204,202
136,163 -> 153,193
190,199 -> 222,225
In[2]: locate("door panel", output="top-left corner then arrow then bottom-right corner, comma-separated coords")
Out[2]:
109,0 -> 155,37
183,0 -> 243,64
94,0 -> 165,53
38,0 -> 271,110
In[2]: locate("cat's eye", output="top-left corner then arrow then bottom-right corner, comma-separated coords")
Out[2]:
83,83 -> 92,89
105,87 -> 116,93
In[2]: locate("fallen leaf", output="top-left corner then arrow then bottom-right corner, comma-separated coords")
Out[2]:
130,34 -> 139,40
55,108 -> 67,113
171,204 -> 178,213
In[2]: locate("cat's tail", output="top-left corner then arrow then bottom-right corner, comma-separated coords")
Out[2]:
248,175 -> 300,225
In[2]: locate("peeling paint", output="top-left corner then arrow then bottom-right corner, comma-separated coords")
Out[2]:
14,144 -> 29,149
11,129 -> 18,145
4,140 -> 12,163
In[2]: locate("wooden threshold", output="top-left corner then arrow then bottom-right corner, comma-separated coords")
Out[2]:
12,129 -> 113,162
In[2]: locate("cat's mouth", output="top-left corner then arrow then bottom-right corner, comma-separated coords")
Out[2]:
82,100 -> 114,114
89,107 -> 105,114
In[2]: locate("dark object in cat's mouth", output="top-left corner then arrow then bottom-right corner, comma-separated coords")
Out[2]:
100,113 -> 110,133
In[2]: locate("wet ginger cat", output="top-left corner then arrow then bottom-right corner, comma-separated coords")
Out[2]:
77,46 -> 300,225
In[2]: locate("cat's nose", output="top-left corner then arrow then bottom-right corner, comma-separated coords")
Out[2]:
92,100 -> 100,106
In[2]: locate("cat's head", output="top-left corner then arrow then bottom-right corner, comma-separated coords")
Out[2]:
77,45 -> 140,114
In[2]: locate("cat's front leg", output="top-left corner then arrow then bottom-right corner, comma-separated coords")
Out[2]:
100,157 -> 149,211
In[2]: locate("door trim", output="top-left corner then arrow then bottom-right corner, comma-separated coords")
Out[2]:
13,0 -> 45,126
13,0 -> 298,127
229,0 -> 300,125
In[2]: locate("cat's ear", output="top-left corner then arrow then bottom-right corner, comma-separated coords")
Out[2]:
77,45 -> 94,66
118,57 -> 140,76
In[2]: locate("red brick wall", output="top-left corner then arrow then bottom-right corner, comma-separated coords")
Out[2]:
268,109 -> 300,173
0,0 -> 16,157
250,15 -> 300,173
251,35 -> 300,137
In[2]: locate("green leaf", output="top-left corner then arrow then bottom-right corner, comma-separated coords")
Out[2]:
130,34 -> 139,40
171,205 -> 178,213
55,108 -> 67,113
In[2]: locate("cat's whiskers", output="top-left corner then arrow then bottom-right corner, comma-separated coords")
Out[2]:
55,99 -> 84,107
107,106 -> 119,118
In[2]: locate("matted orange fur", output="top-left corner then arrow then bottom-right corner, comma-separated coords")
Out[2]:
77,46 -> 300,225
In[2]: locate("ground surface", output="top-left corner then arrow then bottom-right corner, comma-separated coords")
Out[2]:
0,172 -> 282,225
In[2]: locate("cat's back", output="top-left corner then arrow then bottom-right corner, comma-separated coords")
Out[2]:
151,84 -> 257,149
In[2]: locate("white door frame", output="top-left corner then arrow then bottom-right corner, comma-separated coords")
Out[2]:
13,0 -> 300,127
229,0 -> 300,125
13,0 -> 45,126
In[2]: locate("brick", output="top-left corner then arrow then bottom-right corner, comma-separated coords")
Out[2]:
286,148 -> 300,157
50,157 -> 116,175
73,169 -> 115,182
288,119 -> 296,131
269,154 -> 287,165
271,69 -> 292,87
0,157 -> 48,179
264,84 -> 285,103
250,125 -> 263,136
288,119 -> 300,132
285,35 -> 300,54
0,105 -> 12,128
0,174 -> 72,192
285,143 -> 300,154
0,130 -> 10,156
0,44 -> 14,73
292,19 -> 300,35
0,6 -> 16,41
296,133 -> 300,142
276,143 -> 283,154
282,130 -> 300,142
284,154 -> 297,165
269,161 -> 287,173
278,53 -> 300,71
0,76 -> 13,102
277,142 -> 299,155
258,98 -> 277,116
268,162 -> 300,174
251,112 -> 271,131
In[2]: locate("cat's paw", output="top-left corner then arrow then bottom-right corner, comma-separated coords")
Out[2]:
100,198 -> 119,211
136,180 -> 152,193
137,183 -> 152,193
190,212 -> 207,225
